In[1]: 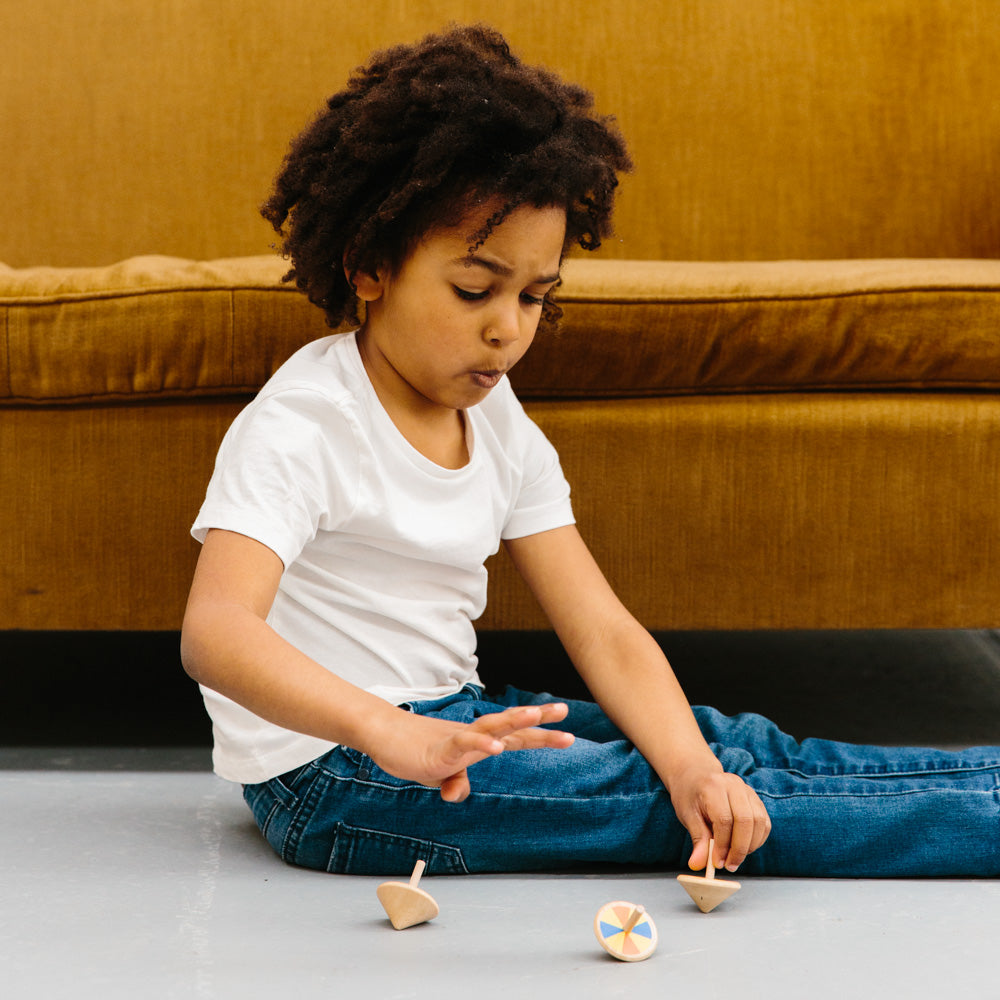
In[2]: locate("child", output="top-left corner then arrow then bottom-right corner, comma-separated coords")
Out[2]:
182,24 -> 1000,879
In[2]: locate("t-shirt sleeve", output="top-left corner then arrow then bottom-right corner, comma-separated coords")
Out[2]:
500,393 -> 575,541
191,386 -> 361,568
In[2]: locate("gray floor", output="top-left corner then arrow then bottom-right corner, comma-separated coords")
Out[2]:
4,631 -> 1000,999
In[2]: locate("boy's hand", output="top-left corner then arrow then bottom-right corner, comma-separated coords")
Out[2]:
365,702 -> 575,803
667,760 -> 771,873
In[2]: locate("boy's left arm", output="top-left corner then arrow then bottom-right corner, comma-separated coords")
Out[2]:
504,524 -> 771,874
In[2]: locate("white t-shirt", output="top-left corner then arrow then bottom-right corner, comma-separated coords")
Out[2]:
192,331 -> 574,782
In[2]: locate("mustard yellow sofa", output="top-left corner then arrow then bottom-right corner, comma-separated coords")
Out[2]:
3,1 -> 999,661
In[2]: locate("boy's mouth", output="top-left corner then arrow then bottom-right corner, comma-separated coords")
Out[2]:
470,369 -> 503,389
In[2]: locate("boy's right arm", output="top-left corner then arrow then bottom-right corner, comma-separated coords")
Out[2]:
180,528 -> 573,800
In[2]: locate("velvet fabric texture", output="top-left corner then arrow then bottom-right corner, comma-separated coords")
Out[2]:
4,0 -> 1000,267
3,256 -> 998,630
5,256 -> 1000,402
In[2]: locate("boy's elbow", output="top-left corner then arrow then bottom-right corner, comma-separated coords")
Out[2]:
179,607 -> 214,685
179,628 -> 203,685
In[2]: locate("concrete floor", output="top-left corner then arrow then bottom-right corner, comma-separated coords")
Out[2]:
4,630 -> 1000,999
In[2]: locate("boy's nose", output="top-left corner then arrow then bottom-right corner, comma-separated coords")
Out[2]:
484,303 -> 521,346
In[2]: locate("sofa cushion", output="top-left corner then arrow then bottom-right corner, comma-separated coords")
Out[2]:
3,255 -> 999,404
0,256 -> 330,404
526,258 -> 1000,397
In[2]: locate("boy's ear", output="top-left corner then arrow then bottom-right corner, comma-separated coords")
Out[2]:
343,251 -> 384,302
350,269 -> 384,302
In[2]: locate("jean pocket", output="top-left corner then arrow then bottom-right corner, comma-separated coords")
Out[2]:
326,821 -> 469,876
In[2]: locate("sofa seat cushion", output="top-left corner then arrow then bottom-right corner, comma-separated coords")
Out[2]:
522,258 -> 1000,398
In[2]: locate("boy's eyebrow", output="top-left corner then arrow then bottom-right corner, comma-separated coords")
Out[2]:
454,254 -> 561,285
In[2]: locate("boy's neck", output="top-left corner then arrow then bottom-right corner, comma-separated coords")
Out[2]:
357,331 -> 470,470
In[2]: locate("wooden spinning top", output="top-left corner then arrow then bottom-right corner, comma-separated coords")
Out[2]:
593,901 -> 658,961
676,838 -> 741,913
376,859 -> 440,929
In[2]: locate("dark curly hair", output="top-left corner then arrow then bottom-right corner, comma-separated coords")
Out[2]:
261,23 -> 632,328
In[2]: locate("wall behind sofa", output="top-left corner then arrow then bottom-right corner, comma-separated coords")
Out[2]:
5,0 -> 999,267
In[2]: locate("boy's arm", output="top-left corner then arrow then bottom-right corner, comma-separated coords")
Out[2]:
181,528 -> 573,801
504,524 -> 771,873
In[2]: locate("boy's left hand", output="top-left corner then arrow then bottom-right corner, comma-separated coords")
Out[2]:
667,761 -> 772,873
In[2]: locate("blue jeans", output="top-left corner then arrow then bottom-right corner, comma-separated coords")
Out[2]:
243,685 -> 1000,877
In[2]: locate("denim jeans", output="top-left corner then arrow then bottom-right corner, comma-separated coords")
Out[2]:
243,684 -> 1000,877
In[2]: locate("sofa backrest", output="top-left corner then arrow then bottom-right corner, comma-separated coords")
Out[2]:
5,0 -> 1000,268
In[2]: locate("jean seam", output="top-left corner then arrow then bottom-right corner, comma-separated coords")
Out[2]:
328,768 -> 665,807
259,799 -> 282,841
281,768 -> 327,863
757,786 -> 1000,800
329,820 -> 471,876
753,762 -> 1000,779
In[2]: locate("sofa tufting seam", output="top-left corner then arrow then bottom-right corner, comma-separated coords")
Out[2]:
0,283 -> 302,307
4,283 -> 1000,309
4,380 -> 1000,407
560,285 -> 1000,306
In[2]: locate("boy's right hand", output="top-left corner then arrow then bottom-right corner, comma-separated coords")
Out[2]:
364,702 -> 575,803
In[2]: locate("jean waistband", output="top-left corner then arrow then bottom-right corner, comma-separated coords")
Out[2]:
403,682 -> 485,715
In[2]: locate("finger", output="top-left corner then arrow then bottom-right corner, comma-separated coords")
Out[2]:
471,706 -> 543,737
533,701 -> 570,725
437,729 -> 506,769
749,792 -> 773,854
721,802 -> 755,872
709,812 -> 734,870
470,703 -> 570,738
680,813 -> 713,871
719,785 -> 771,872
483,704 -> 574,751
435,706 -> 574,784
672,776 -> 732,871
498,727 -> 575,752
439,770 -> 471,803
687,837 -> 711,872
756,802 -> 773,850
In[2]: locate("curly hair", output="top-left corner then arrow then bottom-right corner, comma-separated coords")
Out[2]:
261,23 -> 632,328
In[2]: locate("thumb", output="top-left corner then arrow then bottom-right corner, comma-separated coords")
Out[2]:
438,769 -> 471,803
677,810 -> 712,870
687,834 -> 714,872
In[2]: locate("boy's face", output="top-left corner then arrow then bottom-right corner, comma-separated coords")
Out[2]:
354,200 -> 566,419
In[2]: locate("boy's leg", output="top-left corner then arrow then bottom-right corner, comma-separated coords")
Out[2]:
692,705 -> 1000,877
243,689 -> 1000,877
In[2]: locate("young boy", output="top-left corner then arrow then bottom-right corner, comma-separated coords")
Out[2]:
182,25 -> 1000,879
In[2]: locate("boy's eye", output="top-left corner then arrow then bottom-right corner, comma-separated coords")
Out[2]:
452,286 -> 547,307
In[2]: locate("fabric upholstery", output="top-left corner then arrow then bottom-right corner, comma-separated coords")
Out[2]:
3,256 -> 998,630
4,3 -> 998,633
4,0 -> 1000,267
5,256 -> 1000,403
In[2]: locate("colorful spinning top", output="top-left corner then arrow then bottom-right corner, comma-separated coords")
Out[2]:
676,838 -> 742,913
593,900 -> 658,962
376,859 -> 440,930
